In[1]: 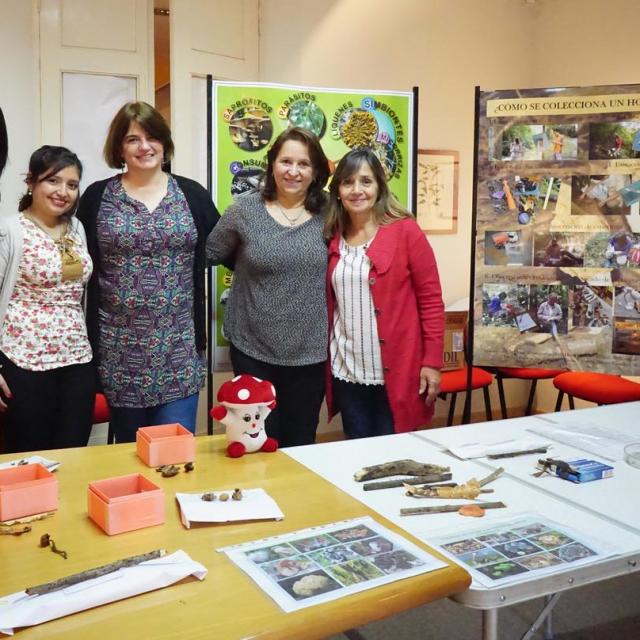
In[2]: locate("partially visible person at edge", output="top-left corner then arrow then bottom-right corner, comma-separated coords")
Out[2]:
0,107 -> 8,180
324,147 -> 444,439
0,146 -> 94,452
77,101 -> 220,442
206,127 -> 330,447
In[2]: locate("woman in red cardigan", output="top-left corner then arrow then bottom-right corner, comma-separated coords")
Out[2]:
325,148 -> 444,438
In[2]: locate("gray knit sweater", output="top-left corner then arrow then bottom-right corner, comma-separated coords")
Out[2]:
206,192 -> 328,366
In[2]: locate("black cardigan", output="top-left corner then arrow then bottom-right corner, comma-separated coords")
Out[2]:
76,174 -> 220,363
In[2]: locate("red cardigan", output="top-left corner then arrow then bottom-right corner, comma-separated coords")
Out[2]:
326,217 -> 445,432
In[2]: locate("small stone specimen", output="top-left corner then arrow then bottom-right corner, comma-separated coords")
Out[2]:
219,492 -> 230,502
184,462 -> 195,472
231,488 -> 243,501
160,465 -> 180,478
201,493 -> 216,502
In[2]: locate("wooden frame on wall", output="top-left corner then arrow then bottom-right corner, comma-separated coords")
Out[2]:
416,149 -> 459,234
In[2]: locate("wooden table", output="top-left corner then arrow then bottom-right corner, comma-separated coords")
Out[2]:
0,437 -> 470,639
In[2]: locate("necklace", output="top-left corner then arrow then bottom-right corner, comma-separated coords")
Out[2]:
275,201 -> 306,226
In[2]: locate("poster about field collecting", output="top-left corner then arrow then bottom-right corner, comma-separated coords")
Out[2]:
474,84 -> 640,375
210,81 -> 413,368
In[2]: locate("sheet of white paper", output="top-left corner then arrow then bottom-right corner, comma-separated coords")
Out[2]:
527,421 -> 637,461
0,550 -> 206,635
0,456 -> 60,472
447,438 -> 551,459
176,488 -> 284,528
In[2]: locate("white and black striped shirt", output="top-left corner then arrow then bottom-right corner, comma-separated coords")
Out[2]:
330,237 -> 383,385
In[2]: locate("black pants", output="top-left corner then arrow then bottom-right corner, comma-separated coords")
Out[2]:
0,351 -> 95,453
229,344 -> 325,447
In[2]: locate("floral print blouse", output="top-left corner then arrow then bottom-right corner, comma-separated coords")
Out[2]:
96,175 -> 205,408
0,216 -> 93,371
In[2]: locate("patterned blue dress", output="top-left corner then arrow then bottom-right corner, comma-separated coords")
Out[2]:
96,175 -> 205,408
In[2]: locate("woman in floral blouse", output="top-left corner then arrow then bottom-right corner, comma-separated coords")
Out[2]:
0,146 -> 94,453
77,102 -> 219,442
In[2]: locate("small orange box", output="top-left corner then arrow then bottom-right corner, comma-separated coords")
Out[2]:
88,473 -> 165,535
0,463 -> 58,522
136,423 -> 195,467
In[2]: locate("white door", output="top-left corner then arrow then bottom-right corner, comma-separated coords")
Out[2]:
170,0 -> 259,178
38,0 -> 154,181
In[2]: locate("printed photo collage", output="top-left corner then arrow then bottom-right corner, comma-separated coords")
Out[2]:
240,522 -> 428,604
479,117 -> 640,357
438,519 -> 599,585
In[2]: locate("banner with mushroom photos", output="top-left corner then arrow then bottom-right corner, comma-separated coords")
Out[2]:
210,81 -> 414,370
473,83 -> 640,375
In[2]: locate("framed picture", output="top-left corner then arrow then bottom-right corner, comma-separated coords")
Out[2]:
416,149 -> 459,234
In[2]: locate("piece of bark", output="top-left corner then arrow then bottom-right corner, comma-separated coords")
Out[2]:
405,481 -> 494,499
477,467 -> 504,487
400,501 -> 506,516
26,549 -> 166,596
0,511 -> 55,526
362,473 -> 453,491
354,460 -> 450,482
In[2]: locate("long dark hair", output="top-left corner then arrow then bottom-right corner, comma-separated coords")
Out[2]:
18,146 -> 83,218
324,147 -> 411,238
261,127 -> 330,215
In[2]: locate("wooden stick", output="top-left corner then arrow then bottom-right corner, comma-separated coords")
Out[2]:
354,459 -> 450,482
26,549 -> 166,596
400,501 -> 506,516
362,473 -> 453,491
477,467 -> 504,487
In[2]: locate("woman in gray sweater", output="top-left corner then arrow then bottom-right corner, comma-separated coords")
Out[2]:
207,127 -> 330,446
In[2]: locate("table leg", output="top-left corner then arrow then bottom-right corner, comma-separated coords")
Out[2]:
544,594 -> 554,640
482,608 -> 498,640
520,592 -> 561,640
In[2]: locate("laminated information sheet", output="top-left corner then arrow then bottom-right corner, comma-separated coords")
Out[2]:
430,514 -> 614,588
220,516 -> 446,612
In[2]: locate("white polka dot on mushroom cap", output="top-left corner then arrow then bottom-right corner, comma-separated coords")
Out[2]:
237,388 -> 251,400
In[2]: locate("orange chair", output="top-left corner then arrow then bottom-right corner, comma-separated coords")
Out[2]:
439,367 -> 494,426
495,367 -> 566,418
553,371 -> 640,411
92,393 -> 113,443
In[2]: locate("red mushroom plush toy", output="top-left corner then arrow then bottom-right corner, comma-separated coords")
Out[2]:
210,375 -> 279,458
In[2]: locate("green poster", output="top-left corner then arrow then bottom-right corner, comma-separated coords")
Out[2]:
210,81 -> 414,369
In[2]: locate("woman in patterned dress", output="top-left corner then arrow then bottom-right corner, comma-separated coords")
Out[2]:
77,102 -> 220,442
0,146 -> 94,452
324,148 -> 444,438
206,127 -> 330,447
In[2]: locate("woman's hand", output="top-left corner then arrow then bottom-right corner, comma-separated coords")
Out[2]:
419,366 -> 441,407
0,371 -> 12,411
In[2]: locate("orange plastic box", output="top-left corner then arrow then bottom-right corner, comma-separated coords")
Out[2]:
0,463 -> 58,522
88,473 -> 165,535
136,423 -> 195,467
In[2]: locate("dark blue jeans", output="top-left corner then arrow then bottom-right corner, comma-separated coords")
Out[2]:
109,393 -> 199,443
332,378 -> 394,439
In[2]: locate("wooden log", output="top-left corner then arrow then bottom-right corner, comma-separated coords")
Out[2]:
362,473 -> 453,491
26,549 -> 166,596
400,501 -> 506,516
354,459 -> 450,482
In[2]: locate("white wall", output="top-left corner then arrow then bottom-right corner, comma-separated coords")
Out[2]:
0,0 -> 37,217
